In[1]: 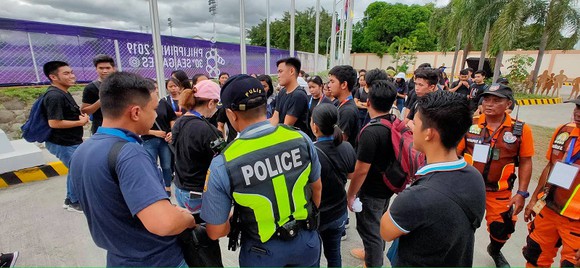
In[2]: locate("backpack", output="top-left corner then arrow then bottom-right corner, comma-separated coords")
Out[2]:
21,88 -> 57,143
357,114 -> 426,193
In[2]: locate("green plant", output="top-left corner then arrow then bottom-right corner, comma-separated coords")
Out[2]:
388,36 -> 417,74
506,54 -> 535,92
0,85 -> 85,103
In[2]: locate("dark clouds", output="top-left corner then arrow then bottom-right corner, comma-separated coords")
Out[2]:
1,0 -> 447,41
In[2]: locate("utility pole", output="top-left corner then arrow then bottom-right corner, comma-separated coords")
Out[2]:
290,0 -> 295,57
239,0 -> 247,73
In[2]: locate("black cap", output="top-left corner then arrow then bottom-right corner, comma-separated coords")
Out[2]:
564,96 -> 580,105
220,74 -> 266,111
496,77 -> 509,85
481,83 -> 513,99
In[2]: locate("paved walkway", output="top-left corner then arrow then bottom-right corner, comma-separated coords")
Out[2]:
0,85 -> 575,267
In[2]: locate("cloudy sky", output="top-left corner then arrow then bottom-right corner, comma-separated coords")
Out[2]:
0,0 -> 450,42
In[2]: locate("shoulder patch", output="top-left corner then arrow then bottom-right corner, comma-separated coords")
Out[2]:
468,124 -> 482,135
554,132 -> 570,147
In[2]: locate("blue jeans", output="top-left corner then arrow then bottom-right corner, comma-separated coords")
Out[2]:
239,229 -> 321,267
355,194 -> 390,267
396,98 -> 405,112
319,212 -> 347,267
45,141 -> 79,203
143,137 -> 173,187
175,187 -> 202,214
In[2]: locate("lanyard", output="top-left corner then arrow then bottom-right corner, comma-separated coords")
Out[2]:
169,96 -> 180,112
316,136 -> 333,143
565,137 -> 580,164
188,110 -> 203,118
339,95 -> 353,108
482,115 -> 507,145
96,127 -> 139,143
309,96 -> 325,109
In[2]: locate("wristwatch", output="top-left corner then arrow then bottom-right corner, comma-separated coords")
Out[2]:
516,190 -> 530,198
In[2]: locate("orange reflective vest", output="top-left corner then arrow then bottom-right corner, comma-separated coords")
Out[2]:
546,123 -> 580,220
462,116 -> 521,191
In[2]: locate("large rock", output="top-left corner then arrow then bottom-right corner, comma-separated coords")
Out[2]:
2,99 -> 25,110
0,110 -> 15,124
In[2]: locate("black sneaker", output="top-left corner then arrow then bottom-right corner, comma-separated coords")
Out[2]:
63,198 -> 71,209
0,251 -> 19,268
66,202 -> 83,214
487,244 -> 510,267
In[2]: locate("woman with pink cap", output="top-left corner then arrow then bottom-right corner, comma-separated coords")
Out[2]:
171,80 -> 222,221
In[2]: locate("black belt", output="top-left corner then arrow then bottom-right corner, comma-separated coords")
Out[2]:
274,220 -> 310,241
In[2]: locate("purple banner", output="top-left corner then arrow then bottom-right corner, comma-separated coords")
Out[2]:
0,18 -> 324,85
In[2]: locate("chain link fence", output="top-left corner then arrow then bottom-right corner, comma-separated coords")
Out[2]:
0,18 -> 327,86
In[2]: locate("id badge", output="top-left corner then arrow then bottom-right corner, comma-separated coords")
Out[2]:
547,161 -> 580,189
532,199 -> 546,214
473,144 -> 491,163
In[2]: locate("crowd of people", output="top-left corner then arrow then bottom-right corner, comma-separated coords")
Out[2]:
32,53 -> 580,267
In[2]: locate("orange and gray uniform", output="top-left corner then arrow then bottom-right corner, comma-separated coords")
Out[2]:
523,124 -> 580,267
457,113 -> 534,243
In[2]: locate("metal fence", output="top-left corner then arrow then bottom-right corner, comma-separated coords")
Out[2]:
0,18 -> 327,85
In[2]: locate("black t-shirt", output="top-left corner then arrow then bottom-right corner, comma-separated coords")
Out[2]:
395,81 -> 408,99
390,164 -> 486,267
338,99 -> 360,148
353,88 -> 369,111
308,96 -> 333,115
315,140 -> 356,225
165,96 -> 187,115
331,98 -> 339,107
404,90 -> 416,109
142,99 -> 177,141
406,98 -> 418,121
217,107 -> 237,143
469,83 -> 488,111
172,115 -> 222,192
43,86 -> 83,146
356,115 -> 395,199
82,81 -> 103,134
450,80 -> 470,96
275,86 -> 309,133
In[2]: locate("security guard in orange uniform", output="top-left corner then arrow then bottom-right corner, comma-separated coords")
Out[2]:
523,97 -> 580,267
457,84 -> 534,267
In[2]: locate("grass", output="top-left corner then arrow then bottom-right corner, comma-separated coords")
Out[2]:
0,85 -> 85,103
529,124 -> 555,181
514,92 -> 553,100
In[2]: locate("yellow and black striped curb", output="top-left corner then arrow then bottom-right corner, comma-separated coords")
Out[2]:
516,98 -> 562,106
0,161 -> 67,188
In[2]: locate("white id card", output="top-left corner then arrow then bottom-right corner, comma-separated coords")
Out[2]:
547,162 -> 580,190
473,144 -> 491,163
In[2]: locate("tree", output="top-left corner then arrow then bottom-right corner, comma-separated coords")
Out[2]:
352,3 -> 437,56
247,7 -> 332,54
388,36 -> 417,73
530,0 -> 580,94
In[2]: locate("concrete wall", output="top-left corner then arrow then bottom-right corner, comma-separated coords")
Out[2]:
350,50 -> 580,80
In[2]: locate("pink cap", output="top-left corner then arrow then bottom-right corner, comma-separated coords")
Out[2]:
194,80 -> 221,100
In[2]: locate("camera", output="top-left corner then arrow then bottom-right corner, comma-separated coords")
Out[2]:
210,138 -> 227,154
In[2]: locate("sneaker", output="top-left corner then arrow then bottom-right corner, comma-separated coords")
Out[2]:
63,198 -> 71,209
66,202 -> 83,214
487,244 -> 510,267
350,248 -> 365,260
341,233 -> 348,241
0,251 -> 19,268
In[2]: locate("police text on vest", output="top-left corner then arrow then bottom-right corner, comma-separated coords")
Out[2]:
241,148 -> 303,186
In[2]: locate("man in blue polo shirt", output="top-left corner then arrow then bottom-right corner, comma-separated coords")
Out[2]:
380,90 -> 486,266
70,72 -> 196,267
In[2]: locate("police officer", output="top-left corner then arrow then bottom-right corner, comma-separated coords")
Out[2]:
523,97 -> 580,267
201,74 -> 323,267
457,84 -> 535,267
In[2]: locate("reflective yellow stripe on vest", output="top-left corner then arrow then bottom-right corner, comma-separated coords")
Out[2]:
561,184 -> 580,219
224,126 -> 311,242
